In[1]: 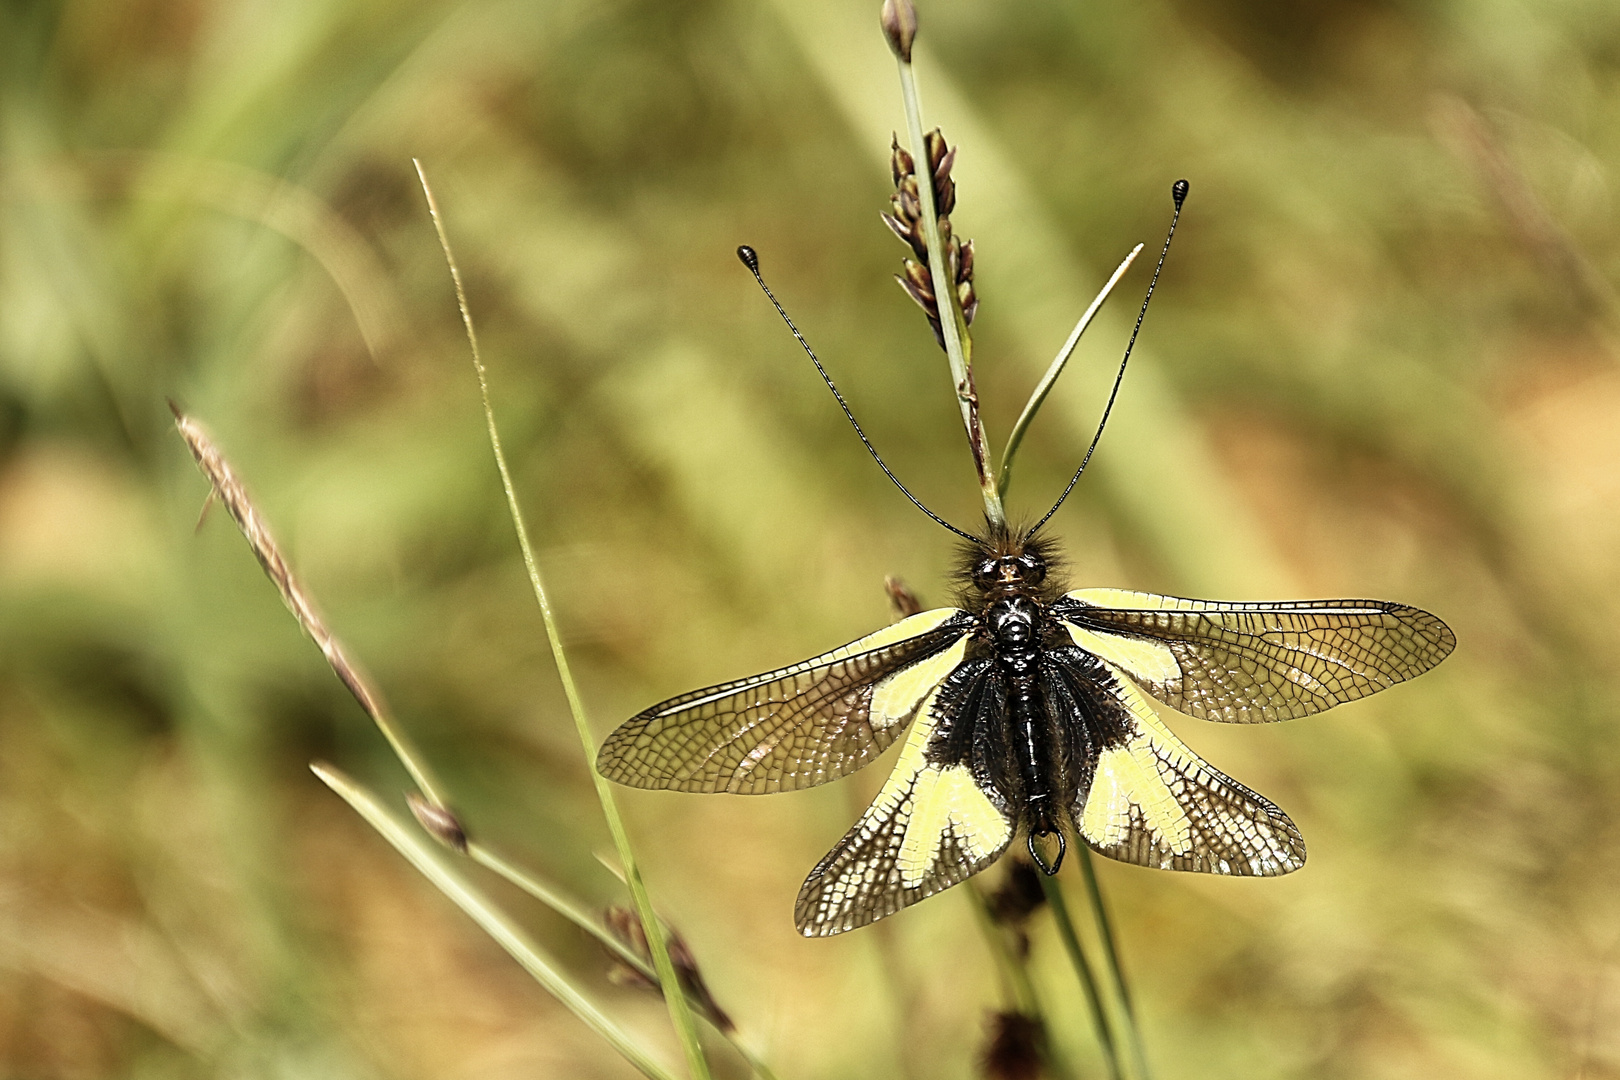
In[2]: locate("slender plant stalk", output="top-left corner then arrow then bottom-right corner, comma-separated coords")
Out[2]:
312,763 -> 679,1080
415,161 -> 713,1080
170,408 -> 454,812
965,883 -> 1076,1080
174,407 -> 763,1073
883,12 -> 1151,1079
468,842 -> 777,1080
1078,848 -> 1151,1080
1039,872 -> 1123,1080
997,244 -> 1143,498
468,843 -> 640,961
893,59 -> 1004,529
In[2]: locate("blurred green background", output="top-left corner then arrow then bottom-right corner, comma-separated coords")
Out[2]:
3,0 -> 1619,1076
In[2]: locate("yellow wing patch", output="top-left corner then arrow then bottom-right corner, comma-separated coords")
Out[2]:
864,680 -> 1011,888
870,637 -> 969,733
795,664 -> 1015,935
899,765 -> 1010,887
1077,661 -> 1305,876
837,606 -> 964,656
1082,746 -> 1191,854
1064,623 -> 1181,685
1060,589 -> 1455,724
1079,668 -> 1193,855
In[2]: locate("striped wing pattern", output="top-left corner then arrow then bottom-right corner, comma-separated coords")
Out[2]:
1057,589 -> 1455,724
595,608 -> 975,794
1066,657 -> 1306,875
796,661 -> 1014,936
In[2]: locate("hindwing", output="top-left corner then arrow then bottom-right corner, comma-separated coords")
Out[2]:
1054,589 -> 1455,723
795,659 -> 1014,936
596,608 -> 975,794
1049,651 -> 1306,876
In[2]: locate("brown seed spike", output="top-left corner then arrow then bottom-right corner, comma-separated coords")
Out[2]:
980,1012 -> 1045,1080
880,0 -> 918,62
903,258 -> 934,294
890,135 -> 913,186
407,793 -> 469,854
897,273 -> 934,313
883,123 -> 977,346
884,575 -> 924,618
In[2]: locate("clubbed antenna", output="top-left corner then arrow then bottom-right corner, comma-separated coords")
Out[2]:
1031,179 -> 1190,535
737,245 -> 978,543
884,130 -> 978,349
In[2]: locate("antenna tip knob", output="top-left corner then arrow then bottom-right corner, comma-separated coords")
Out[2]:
1172,179 -> 1189,207
736,245 -> 759,273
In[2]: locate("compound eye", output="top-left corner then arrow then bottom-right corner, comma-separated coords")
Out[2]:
1019,555 -> 1046,583
972,559 -> 999,588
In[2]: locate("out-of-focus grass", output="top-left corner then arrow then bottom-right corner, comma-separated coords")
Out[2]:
4,0 -> 1620,1077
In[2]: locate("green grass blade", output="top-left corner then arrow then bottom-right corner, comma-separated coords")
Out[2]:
1078,848 -> 1152,1080
1040,871 -> 1123,1080
468,843 -> 779,1080
997,245 -> 1142,499
415,161 -> 713,1080
310,763 -> 678,1080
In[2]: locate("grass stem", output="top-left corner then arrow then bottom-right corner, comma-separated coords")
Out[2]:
1078,848 -> 1152,1080
415,160 -> 713,1080
170,408 -> 453,812
312,763 -> 679,1080
997,244 -> 1143,499
1039,871 -> 1122,1080
467,843 -> 777,1080
894,58 -> 1004,530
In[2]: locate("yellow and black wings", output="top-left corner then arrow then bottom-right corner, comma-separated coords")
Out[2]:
1047,589 -> 1452,875
1053,589 -> 1455,724
796,660 -> 1014,936
596,607 -> 976,794
1048,651 -> 1306,875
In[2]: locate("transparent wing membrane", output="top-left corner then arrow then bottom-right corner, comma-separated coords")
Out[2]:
1070,660 -> 1306,875
595,608 -> 974,794
795,663 -> 1013,936
1057,589 -> 1455,723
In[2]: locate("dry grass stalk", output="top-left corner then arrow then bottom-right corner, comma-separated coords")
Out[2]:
884,575 -> 925,618
170,404 -> 458,818
602,906 -> 735,1034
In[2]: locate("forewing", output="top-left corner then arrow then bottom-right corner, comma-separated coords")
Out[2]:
596,608 -> 975,794
1056,589 -> 1455,723
795,660 -> 1013,936
1056,654 -> 1306,876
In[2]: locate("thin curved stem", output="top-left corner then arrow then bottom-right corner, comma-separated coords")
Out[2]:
417,161 -> 712,1080
998,244 -> 1143,499
1040,871 -> 1122,1080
